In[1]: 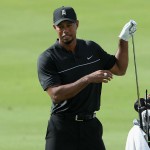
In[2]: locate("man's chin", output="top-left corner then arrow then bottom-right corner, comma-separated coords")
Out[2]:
63,39 -> 74,45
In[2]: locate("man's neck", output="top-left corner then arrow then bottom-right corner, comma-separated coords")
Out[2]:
59,39 -> 77,52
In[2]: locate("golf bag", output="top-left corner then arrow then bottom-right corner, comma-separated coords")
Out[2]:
125,94 -> 150,150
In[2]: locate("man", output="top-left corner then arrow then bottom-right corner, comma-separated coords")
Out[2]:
37,6 -> 136,150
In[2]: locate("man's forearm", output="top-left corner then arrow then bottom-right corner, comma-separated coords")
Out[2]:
47,76 -> 89,103
115,39 -> 129,75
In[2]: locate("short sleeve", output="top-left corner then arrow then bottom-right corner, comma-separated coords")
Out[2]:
103,55 -> 116,70
37,51 -> 61,91
87,41 -> 116,70
95,43 -> 116,70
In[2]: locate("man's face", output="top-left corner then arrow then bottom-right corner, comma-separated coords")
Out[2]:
53,20 -> 79,45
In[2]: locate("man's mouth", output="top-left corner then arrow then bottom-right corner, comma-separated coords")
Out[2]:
62,35 -> 70,38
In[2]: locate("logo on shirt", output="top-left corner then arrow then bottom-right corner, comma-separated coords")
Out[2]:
87,55 -> 93,60
62,9 -> 66,16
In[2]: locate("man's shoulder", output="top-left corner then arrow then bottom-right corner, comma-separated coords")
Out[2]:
77,39 -> 103,54
38,44 -> 56,63
39,42 -> 58,57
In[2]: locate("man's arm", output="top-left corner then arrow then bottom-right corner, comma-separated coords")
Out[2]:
110,39 -> 128,75
47,70 -> 113,103
110,20 -> 137,76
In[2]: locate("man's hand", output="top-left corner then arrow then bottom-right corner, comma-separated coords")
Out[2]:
119,20 -> 137,41
86,70 -> 113,83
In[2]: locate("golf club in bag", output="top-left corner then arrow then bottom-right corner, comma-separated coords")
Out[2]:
145,90 -> 150,147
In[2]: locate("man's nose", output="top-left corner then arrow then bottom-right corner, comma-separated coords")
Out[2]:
62,28 -> 69,34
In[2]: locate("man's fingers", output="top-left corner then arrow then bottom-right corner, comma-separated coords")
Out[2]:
103,71 -> 113,79
102,71 -> 113,83
103,79 -> 109,83
102,77 -> 112,83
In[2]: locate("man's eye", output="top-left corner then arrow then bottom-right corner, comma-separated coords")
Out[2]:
66,24 -> 72,27
58,26 -> 63,30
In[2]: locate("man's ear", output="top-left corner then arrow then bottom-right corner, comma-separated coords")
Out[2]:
76,20 -> 79,29
53,25 -> 56,30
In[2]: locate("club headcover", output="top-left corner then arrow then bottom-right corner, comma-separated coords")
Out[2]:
134,98 -> 146,112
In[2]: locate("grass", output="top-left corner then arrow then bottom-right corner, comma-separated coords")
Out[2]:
0,0 -> 150,149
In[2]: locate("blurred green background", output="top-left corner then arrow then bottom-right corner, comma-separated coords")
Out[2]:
0,0 -> 149,149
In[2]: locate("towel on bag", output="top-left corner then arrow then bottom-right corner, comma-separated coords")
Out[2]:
125,122 -> 150,150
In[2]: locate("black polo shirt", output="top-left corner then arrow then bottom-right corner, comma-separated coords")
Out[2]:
37,39 -> 116,114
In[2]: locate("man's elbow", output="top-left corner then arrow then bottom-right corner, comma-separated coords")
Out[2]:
110,64 -> 127,76
51,94 -> 62,104
46,86 -> 64,104
117,69 -> 127,76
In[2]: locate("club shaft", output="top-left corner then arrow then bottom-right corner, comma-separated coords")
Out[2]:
131,34 -> 140,106
131,34 -> 143,130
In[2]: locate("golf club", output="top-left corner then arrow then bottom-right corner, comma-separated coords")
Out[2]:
130,24 -> 143,130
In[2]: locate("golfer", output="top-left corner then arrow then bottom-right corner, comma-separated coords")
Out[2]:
37,6 -> 137,150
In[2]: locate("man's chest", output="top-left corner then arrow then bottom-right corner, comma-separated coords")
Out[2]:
53,49 -> 103,83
